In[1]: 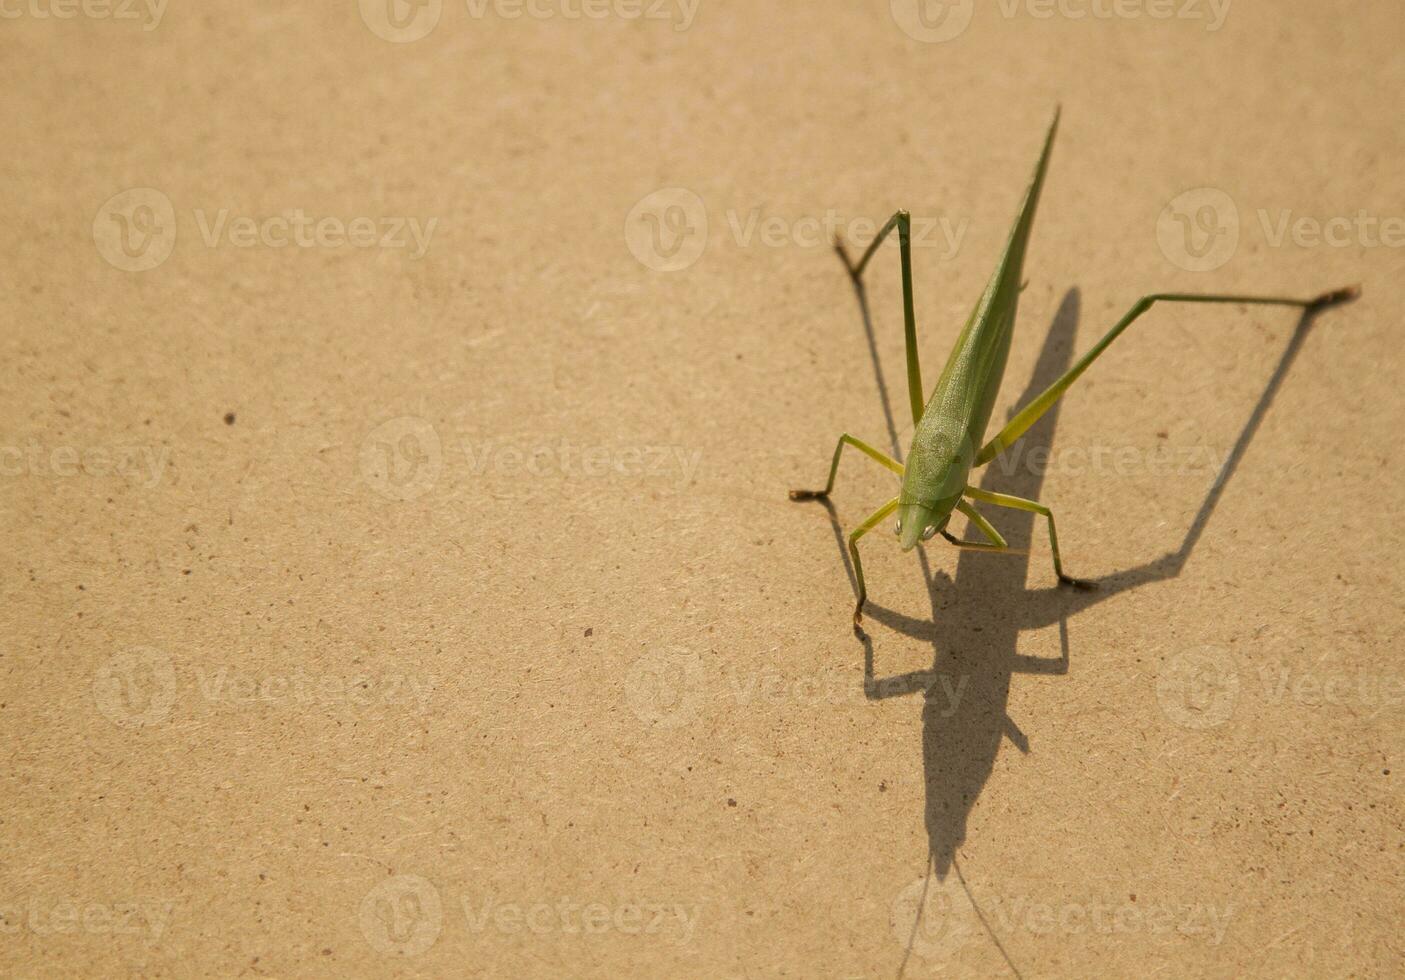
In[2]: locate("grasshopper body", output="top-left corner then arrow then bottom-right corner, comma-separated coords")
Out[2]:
792,108 -> 1358,631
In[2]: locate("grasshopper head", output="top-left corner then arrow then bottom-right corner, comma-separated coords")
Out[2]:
896,433 -> 971,551
895,496 -> 957,552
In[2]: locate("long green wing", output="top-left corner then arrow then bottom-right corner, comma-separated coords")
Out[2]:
919,108 -> 1061,451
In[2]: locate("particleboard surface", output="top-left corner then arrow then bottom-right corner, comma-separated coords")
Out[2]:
1,2 -> 1402,977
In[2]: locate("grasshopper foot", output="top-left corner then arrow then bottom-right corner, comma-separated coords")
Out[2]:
1058,574 -> 1096,591
789,489 -> 829,501
852,600 -> 866,635
1307,284 -> 1361,311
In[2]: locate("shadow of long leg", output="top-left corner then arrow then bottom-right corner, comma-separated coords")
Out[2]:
1013,302 -> 1333,631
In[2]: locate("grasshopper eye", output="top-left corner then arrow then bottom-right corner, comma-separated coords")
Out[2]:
894,519 -> 902,535
921,524 -> 939,541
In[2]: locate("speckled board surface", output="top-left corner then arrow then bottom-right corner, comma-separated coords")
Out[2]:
1,1 -> 1401,976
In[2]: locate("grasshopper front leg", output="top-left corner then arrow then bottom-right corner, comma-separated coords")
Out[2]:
939,498 -> 1016,552
849,496 -> 900,632
790,433 -> 903,501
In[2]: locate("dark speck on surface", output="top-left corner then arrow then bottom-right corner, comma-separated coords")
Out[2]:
224,412 -> 236,425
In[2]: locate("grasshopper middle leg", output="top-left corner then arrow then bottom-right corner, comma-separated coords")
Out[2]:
964,486 -> 1094,589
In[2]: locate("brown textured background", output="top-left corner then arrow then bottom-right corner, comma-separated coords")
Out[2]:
2,1 -> 1401,976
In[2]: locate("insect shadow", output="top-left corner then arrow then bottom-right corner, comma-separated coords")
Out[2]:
809,263 -> 1333,964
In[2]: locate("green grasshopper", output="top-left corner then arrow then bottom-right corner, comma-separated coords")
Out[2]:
791,108 -> 1358,631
